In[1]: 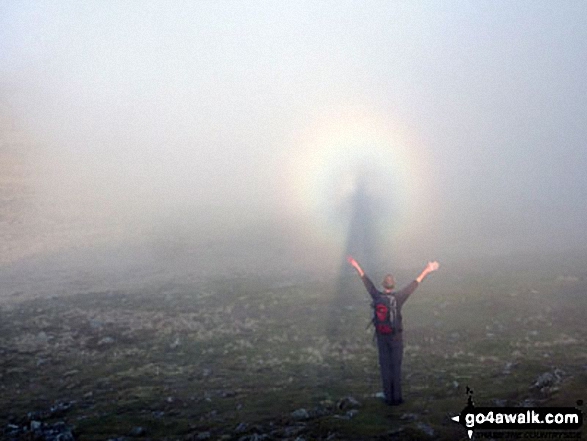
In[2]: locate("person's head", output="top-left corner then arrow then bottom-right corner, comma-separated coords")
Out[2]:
382,274 -> 395,291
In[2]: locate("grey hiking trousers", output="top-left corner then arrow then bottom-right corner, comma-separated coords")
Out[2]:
376,335 -> 403,404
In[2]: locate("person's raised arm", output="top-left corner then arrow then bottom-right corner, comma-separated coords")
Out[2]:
347,256 -> 378,298
347,256 -> 364,278
395,260 -> 440,304
416,261 -> 440,283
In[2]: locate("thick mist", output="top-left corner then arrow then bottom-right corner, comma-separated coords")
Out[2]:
2,1 -> 587,291
2,5 -> 587,439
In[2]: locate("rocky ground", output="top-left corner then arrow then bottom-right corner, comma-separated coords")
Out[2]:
1,268 -> 586,440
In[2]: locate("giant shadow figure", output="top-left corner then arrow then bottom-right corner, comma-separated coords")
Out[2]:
327,177 -> 382,336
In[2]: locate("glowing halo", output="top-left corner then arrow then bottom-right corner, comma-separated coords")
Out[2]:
282,111 -> 431,253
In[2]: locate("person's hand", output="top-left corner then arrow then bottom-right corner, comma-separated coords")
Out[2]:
426,261 -> 439,273
347,255 -> 358,267
347,255 -> 365,277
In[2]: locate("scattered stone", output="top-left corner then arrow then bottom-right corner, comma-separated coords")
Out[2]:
502,361 -> 516,375
235,422 -> 248,433
37,331 -> 49,344
50,400 -> 75,416
518,398 -> 536,407
387,427 -> 405,436
400,413 -> 418,421
319,399 -> 334,410
532,368 -> 564,390
492,399 -> 507,407
346,409 -> 359,419
291,408 -> 310,421
416,422 -> 435,437
5,419 -> 75,441
170,336 -> 181,349
238,434 -> 269,441
27,410 -> 43,420
336,396 -> 361,410
281,424 -> 305,437
307,407 -> 330,418
129,426 -> 146,436
89,319 -> 104,330
332,414 -> 351,420
98,336 -> 115,345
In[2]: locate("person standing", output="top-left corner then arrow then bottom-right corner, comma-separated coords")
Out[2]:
347,256 -> 439,405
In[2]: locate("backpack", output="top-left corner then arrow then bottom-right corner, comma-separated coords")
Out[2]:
371,295 -> 397,335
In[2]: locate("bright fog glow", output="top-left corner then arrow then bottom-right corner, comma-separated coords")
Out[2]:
282,110 -> 432,254
1,1 -> 586,274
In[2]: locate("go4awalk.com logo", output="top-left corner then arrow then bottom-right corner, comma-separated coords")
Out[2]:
451,387 -> 583,439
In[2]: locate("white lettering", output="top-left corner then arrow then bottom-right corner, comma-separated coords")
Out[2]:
465,413 -> 474,428
531,411 -> 541,424
459,410 -> 579,429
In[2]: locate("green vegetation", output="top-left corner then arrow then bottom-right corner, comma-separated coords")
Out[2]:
0,267 -> 585,440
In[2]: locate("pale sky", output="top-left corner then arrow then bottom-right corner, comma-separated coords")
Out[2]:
1,1 -> 586,272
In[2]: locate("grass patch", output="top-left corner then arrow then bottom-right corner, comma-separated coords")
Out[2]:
1,270 -> 586,439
